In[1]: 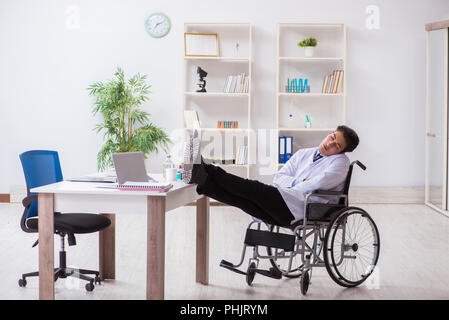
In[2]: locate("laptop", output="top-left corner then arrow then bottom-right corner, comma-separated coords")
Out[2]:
112,152 -> 155,185
68,176 -> 116,183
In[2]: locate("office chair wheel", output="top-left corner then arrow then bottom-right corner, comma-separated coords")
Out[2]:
85,282 -> 95,292
94,275 -> 101,285
300,270 -> 310,295
18,279 -> 27,287
246,262 -> 256,286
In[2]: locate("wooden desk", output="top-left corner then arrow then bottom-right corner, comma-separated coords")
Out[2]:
31,177 -> 209,300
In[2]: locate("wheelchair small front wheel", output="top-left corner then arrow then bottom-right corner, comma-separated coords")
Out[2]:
324,207 -> 380,288
300,270 -> 310,295
246,262 -> 256,286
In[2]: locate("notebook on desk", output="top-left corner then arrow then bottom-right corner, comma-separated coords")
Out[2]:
118,181 -> 173,192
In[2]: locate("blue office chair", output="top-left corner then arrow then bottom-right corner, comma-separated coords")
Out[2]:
18,150 -> 111,292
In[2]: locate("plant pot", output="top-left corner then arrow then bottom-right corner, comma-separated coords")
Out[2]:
304,46 -> 315,57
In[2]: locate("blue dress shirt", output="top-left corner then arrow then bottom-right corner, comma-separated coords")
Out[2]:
273,147 -> 350,224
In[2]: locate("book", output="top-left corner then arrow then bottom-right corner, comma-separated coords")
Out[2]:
327,74 -> 333,94
330,70 -> 338,93
223,76 -> 231,92
242,146 -> 248,164
236,146 -> 242,164
333,70 -> 340,93
335,70 -> 344,93
235,73 -> 242,93
322,75 -> 329,93
235,145 -> 248,165
225,76 -> 234,93
118,181 -> 173,191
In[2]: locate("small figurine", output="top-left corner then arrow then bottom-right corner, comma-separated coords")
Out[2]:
196,66 -> 208,92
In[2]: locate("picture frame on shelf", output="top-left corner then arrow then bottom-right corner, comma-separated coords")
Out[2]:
184,32 -> 219,57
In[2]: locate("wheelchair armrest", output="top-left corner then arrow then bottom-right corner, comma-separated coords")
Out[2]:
22,194 -> 38,208
312,190 -> 345,196
305,190 -> 347,204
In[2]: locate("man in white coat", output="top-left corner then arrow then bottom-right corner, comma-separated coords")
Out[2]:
183,125 -> 359,227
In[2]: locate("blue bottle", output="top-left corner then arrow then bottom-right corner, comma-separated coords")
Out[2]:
297,78 -> 303,93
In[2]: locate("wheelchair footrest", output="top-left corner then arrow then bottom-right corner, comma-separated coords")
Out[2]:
244,229 -> 295,252
254,267 -> 282,280
219,260 -> 247,276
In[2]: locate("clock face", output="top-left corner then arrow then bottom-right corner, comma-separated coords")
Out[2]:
145,13 -> 171,38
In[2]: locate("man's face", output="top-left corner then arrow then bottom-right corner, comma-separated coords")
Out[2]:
319,131 -> 347,156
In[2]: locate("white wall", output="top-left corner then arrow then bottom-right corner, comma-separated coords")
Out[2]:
1,0 -> 449,193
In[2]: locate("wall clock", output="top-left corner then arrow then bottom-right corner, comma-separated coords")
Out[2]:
145,12 -> 171,38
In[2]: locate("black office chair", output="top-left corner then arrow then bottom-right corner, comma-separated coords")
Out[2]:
18,150 -> 111,292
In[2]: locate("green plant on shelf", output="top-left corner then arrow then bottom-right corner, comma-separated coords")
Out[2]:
88,67 -> 171,171
297,37 -> 318,47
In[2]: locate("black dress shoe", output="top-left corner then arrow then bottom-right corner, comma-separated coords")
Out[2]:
190,163 -> 208,185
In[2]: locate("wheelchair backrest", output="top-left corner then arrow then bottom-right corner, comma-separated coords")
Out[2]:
340,160 -> 366,204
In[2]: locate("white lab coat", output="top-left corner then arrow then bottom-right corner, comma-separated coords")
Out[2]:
273,147 -> 350,224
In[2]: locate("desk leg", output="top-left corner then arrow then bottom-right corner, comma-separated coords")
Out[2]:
196,196 -> 210,285
99,213 -> 116,280
146,196 -> 166,300
38,193 -> 54,300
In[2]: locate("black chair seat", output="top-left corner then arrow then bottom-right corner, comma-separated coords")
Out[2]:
306,203 -> 346,222
26,213 -> 111,234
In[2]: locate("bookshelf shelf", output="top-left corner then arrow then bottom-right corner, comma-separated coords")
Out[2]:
276,22 -> 346,165
184,57 -> 249,62
199,128 -> 248,132
278,92 -> 343,97
183,22 -> 252,178
278,57 -> 344,62
278,127 -> 334,132
184,92 -> 249,97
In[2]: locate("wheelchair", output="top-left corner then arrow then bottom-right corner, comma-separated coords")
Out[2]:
220,160 -> 380,295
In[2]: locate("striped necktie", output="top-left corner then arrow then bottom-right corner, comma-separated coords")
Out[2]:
313,150 -> 323,162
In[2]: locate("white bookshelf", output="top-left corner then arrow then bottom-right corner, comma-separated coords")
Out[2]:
183,22 -> 252,178
276,22 -> 346,166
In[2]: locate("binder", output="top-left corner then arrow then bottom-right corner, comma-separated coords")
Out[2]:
285,136 -> 293,161
279,136 -> 286,163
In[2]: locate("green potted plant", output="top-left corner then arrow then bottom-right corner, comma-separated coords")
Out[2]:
297,37 -> 318,57
88,67 -> 171,171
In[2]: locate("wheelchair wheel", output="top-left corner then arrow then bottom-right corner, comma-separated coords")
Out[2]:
324,207 -> 380,288
246,262 -> 256,286
266,225 -> 322,279
300,270 -> 310,295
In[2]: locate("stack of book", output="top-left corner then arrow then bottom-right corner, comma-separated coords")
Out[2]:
235,145 -> 248,165
184,110 -> 201,129
217,121 -> 238,128
223,73 -> 249,93
322,70 -> 344,94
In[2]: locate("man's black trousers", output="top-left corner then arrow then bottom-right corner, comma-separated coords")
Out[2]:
196,164 -> 295,227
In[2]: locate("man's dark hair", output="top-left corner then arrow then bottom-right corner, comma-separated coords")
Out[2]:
336,125 -> 359,153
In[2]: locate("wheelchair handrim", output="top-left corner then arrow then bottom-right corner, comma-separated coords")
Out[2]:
324,207 -> 380,287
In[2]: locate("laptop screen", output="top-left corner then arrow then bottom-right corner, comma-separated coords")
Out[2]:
112,152 -> 149,184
